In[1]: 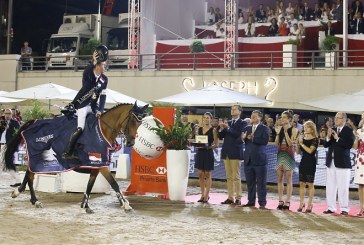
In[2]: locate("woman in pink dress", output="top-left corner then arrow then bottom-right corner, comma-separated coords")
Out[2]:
353,127 -> 364,216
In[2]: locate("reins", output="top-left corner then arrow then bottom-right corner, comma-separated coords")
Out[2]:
100,107 -> 134,141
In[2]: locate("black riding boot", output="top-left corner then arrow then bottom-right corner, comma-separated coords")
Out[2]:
62,127 -> 83,159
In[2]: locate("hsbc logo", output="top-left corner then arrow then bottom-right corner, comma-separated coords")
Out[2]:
156,167 -> 167,175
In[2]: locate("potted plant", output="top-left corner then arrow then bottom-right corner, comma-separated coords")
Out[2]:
189,40 -> 205,53
152,109 -> 192,201
283,38 -> 299,68
322,35 -> 339,68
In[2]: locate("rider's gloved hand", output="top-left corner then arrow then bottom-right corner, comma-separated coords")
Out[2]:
92,50 -> 99,65
61,103 -> 76,119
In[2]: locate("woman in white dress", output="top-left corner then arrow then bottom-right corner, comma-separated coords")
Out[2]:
353,127 -> 364,216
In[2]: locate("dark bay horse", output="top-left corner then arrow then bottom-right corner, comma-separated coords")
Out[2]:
3,103 -> 148,213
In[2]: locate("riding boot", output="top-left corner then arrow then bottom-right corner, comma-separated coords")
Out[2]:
62,127 -> 83,159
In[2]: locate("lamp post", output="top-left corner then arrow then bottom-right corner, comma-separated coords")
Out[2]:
6,0 -> 13,54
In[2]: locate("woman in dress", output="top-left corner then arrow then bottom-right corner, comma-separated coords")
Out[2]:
195,112 -> 219,203
275,110 -> 298,210
295,121 -> 319,212
353,127 -> 364,215
207,7 -> 215,25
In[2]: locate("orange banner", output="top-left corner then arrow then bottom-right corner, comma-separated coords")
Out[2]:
125,107 -> 175,195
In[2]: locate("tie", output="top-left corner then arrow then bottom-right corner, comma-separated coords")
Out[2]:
252,125 -> 256,133
337,128 -> 341,135
231,120 -> 236,127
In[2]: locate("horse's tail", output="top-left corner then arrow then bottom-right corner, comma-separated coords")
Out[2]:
3,120 -> 35,171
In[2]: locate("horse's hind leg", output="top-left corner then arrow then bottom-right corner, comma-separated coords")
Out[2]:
28,172 -> 42,208
11,169 -> 30,198
81,169 -> 99,214
100,168 -> 132,211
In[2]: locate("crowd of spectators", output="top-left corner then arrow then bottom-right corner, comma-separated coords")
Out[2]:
205,0 -> 364,39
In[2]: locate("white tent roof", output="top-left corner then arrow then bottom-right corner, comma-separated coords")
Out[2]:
49,88 -> 148,106
0,91 -> 26,103
300,89 -> 364,112
3,83 -> 76,100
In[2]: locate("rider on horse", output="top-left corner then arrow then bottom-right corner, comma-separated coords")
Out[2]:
62,45 -> 109,160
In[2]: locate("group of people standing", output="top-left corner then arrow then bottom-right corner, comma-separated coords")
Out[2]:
193,106 -> 364,216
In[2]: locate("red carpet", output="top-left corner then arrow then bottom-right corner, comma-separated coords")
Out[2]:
185,192 -> 364,218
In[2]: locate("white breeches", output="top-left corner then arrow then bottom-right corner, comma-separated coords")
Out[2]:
77,105 -> 92,130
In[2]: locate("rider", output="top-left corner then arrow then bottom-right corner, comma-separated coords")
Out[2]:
62,45 -> 109,159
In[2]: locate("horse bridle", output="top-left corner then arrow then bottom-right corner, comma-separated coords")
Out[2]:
100,108 -> 143,144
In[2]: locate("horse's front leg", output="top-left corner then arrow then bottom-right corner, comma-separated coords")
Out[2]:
99,168 -> 132,211
27,171 -> 42,208
81,169 -> 99,214
11,169 -> 29,198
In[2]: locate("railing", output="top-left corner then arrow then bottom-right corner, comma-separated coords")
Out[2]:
14,49 -> 364,72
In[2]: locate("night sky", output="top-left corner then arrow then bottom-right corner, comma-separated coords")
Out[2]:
12,0 -> 127,55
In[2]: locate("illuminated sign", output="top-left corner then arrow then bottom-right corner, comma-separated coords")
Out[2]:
182,77 -> 278,102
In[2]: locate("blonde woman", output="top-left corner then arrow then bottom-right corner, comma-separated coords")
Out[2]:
275,111 -> 298,210
296,121 -> 319,212
195,112 -> 219,203
353,126 -> 364,216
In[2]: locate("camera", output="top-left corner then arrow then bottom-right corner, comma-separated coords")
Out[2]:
0,120 -> 7,127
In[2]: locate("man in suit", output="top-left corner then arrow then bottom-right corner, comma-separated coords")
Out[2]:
335,0 -> 344,21
0,108 -> 21,187
219,105 -> 247,205
0,108 -> 20,148
242,110 -> 270,209
354,12 -> 364,34
323,112 -> 355,215
301,2 -> 313,21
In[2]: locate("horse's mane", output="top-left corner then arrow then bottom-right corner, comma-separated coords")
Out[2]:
102,103 -> 133,117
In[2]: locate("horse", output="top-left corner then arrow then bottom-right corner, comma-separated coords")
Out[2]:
3,102 -> 148,213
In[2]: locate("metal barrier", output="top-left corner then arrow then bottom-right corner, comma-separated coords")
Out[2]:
13,49 -> 364,72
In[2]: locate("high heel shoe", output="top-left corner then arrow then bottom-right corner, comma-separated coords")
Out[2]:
357,209 -> 364,216
305,204 -> 313,213
277,201 -> 284,210
282,202 -> 290,210
202,196 -> 210,203
197,197 -> 204,202
297,203 -> 305,212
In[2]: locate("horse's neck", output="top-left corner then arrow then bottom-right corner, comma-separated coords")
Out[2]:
100,105 -> 132,142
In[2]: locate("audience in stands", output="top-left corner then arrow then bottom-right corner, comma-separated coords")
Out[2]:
278,17 -> 290,36
245,15 -> 256,37
256,4 -> 267,22
268,18 -> 279,36
206,7 -> 215,25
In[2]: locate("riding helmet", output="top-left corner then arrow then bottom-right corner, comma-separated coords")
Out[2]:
94,45 -> 109,62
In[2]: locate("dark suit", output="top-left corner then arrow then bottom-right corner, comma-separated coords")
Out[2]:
219,119 -> 246,160
243,124 -> 269,206
0,117 -> 20,144
323,125 -> 354,212
219,118 -> 247,200
301,7 -> 313,21
354,18 -> 364,34
324,126 -> 354,169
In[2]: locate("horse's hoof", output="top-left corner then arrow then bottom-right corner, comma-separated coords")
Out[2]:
35,201 -> 43,208
11,189 -> 20,198
123,202 -> 133,211
85,208 -> 94,214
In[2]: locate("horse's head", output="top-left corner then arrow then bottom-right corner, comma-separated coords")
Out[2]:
123,103 -> 149,146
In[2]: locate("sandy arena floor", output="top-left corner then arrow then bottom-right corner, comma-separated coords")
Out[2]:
0,172 -> 363,244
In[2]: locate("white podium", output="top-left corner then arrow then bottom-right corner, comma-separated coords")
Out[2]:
115,154 -> 131,179
60,170 -> 110,193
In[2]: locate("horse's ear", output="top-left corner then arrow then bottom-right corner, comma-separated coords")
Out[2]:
141,104 -> 149,112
